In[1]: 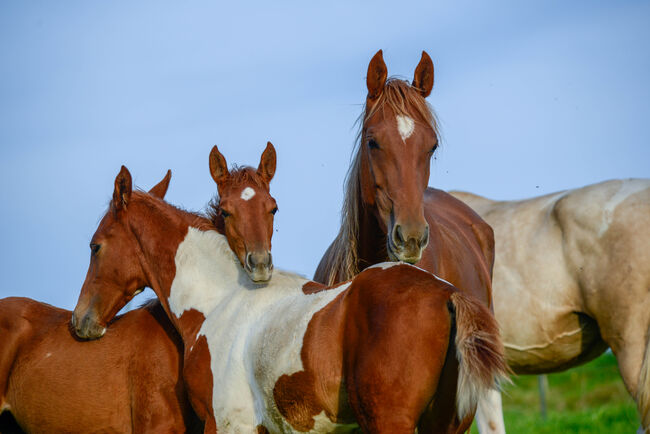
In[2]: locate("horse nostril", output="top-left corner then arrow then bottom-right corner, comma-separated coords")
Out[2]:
393,224 -> 405,246
421,225 -> 430,247
246,252 -> 254,270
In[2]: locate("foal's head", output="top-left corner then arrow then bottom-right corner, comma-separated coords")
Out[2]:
209,142 -> 278,283
358,50 -> 438,263
72,167 -> 172,339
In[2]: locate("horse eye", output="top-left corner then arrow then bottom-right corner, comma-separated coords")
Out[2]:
90,243 -> 101,254
220,209 -> 231,218
368,139 -> 380,150
428,144 -> 438,154
271,207 -> 279,215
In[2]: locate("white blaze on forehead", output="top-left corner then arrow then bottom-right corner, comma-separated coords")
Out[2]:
240,187 -> 256,201
396,115 -> 415,140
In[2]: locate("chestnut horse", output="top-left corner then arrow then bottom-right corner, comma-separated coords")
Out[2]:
0,175 -> 200,433
452,179 -> 650,433
72,148 -> 507,433
313,51 -> 502,432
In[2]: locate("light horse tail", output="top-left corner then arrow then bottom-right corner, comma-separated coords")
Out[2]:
448,291 -> 510,419
638,325 -> 650,432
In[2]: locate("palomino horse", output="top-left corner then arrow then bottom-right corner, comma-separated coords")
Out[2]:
313,50 -> 502,432
452,179 -> 650,433
0,173 -> 199,433
72,148 -> 508,433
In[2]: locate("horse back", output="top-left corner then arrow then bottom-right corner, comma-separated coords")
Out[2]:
420,188 -> 495,306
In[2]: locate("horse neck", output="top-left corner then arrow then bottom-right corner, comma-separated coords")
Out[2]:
356,192 -> 389,271
126,198 -> 236,340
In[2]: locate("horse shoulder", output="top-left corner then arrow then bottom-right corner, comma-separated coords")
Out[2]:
421,189 -> 494,305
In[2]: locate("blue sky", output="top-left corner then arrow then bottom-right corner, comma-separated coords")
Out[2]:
1,1 -> 649,309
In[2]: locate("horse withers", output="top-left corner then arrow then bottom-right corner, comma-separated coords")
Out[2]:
0,173 -> 200,433
71,146 -> 508,433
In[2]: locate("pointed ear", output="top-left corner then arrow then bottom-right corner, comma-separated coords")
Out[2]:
366,50 -> 387,100
412,51 -> 434,98
113,165 -> 132,210
209,145 -> 229,186
257,141 -> 277,183
148,169 -> 171,199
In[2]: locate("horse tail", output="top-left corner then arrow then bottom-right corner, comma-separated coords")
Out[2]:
638,324 -> 650,432
447,291 -> 510,419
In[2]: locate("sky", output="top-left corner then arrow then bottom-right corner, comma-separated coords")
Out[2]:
1,1 -> 649,310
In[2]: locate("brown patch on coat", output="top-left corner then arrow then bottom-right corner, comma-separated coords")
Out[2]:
301,280 -> 328,294
273,290 -> 351,431
184,334 -> 215,430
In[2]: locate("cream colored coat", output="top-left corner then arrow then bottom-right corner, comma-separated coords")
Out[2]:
453,179 -> 650,432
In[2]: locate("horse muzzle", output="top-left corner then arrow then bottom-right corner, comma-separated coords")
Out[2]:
244,251 -> 273,283
388,222 -> 429,264
71,311 -> 107,340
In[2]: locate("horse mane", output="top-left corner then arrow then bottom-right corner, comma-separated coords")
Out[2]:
323,78 -> 440,285
128,190 -> 217,232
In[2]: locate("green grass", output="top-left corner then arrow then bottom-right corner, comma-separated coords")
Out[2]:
471,352 -> 640,433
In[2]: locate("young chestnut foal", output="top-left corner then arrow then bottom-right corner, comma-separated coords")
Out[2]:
72,144 -> 507,433
0,173 -> 199,433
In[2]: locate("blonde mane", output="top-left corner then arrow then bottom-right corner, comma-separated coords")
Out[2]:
323,78 -> 440,285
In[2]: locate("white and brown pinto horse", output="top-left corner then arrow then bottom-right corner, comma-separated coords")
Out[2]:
0,175 -> 200,433
72,147 -> 508,433
453,179 -> 650,433
313,51 -> 502,432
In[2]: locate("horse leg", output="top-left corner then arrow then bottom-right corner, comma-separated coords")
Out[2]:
417,333 -> 473,434
600,316 -> 650,432
475,389 -> 506,434
343,292 -> 452,433
183,336 -> 217,433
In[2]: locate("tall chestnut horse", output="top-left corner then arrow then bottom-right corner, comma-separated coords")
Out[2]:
0,175 -> 200,433
313,51 -> 501,432
72,147 -> 507,433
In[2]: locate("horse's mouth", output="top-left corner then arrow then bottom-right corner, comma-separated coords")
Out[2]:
387,240 -> 421,265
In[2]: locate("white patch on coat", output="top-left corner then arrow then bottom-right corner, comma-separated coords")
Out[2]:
367,262 -> 400,270
598,180 -> 647,236
367,261 -> 454,286
45,352 -> 52,358
169,228 -> 352,432
240,187 -> 256,201
396,115 -> 415,140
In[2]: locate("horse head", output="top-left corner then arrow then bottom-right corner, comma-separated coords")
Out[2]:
360,50 -> 438,264
72,167 -> 171,340
209,142 -> 278,283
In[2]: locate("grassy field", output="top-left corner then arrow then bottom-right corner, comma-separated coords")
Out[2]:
471,351 -> 640,433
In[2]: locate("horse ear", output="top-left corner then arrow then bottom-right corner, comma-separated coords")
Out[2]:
257,141 -> 277,183
412,51 -> 434,98
149,169 -> 171,199
113,165 -> 132,210
366,50 -> 387,100
209,145 -> 229,186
